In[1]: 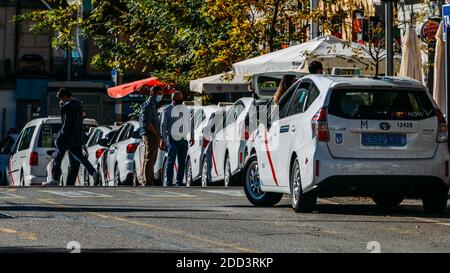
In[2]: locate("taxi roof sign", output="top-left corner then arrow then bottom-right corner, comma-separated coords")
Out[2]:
331,67 -> 361,76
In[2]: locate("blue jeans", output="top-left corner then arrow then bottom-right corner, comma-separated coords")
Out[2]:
165,137 -> 188,186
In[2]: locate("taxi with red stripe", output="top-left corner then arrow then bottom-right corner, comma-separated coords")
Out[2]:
244,75 -> 449,214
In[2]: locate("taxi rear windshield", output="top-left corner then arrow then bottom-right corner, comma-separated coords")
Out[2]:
328,89 -> 436,120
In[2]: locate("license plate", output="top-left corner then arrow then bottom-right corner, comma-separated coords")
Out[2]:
361,133 -> 407,147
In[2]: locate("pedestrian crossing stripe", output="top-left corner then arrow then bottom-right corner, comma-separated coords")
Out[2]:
117,190 -> 195,197
0,192 -> 25,199
40,190 -> 112,198
200,189 -> 245,197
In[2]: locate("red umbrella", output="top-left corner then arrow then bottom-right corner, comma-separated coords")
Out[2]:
107,77 -> 167,98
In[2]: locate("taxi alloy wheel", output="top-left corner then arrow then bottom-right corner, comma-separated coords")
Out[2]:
95,166 -> 102,186
185,158 -> 193,187
291,158 -> 316,213
201,158 -> 208,187
20,171 -> 25,187
132,164 -> 139,187
247,161 -> 263,199
224,156 -> 232,188
243,156 -> 282,207
114,166 -> 121,187
84,168 -> 90,186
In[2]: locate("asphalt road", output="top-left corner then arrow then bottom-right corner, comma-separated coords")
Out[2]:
0,186 -> 449,253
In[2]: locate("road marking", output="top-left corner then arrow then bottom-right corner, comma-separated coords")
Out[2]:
411,217 -> 450,228
0,212 -> 14,219
200,189 -> 245,197
40,190 -> 112,198
0,192 -> 25,199
117,190 -> 195,198
317,198 -> 340,205
38,199 -> 255,253
88,212 -> 255,253
0,227 -> 37,241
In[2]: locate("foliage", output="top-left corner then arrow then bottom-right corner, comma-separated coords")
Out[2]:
15,0 -> 395,90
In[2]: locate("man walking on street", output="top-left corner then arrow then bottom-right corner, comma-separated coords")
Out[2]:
43,88 -> 98,186
139,86 -> 163,186
160,91 -> 193,187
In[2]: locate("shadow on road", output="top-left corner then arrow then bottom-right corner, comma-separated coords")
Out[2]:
0,246 -> 191,253
223,204 -> 450,219
0,204 -> 217,214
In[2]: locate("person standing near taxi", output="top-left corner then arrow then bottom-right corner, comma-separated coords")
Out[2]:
139,86 -> 164,186
160,91 -> 194,187
273,74 -> 296,104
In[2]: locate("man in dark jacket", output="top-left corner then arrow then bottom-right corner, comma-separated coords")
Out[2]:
43,88 -> 98,186
139,86 -> 163,186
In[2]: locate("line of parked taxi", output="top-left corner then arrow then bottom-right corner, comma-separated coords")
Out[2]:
1,71 -> 448,214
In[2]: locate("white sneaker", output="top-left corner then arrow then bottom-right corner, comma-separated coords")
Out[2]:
42,179 -> 60,187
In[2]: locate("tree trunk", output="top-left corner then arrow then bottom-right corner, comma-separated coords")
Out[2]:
269,0 -> 281,52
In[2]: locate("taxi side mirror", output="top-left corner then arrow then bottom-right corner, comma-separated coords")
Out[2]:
98,138 -> 109,147
131,130 -> 141,139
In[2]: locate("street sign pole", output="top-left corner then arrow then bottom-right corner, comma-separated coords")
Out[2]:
385,0 -> 394,76
444,4 -> 450,120
446,27 -> 450,120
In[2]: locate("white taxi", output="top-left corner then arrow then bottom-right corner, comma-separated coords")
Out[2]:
80,125 -> 116,186
98,120 -> 141,186
206,97 -> 255,187
244,75 -> 449,214
185,105 -> 223,186
9,117 -> 97,186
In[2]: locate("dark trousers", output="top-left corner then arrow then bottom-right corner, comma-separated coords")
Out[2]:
142,133 -> 160,186
165,137 -> 188,186
66,152 -> 80,186
52,144 -> 95,182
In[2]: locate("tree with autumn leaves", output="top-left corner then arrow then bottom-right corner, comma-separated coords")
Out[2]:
16,0 -> 374,91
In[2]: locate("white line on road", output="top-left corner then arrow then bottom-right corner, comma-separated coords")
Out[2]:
411,217 -> 450,228
0,192 -> 25,199
200,189 -> 245,197
40,190 -> 112,198
117,189 -> 195,197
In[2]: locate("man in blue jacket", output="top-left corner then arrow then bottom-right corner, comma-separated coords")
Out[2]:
43,88 -> 98,186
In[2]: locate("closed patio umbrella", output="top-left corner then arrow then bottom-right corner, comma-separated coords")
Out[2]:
433,22 -> 446,114
399,26 -> 423,83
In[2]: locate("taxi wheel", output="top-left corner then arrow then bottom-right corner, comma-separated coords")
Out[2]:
291,158 -> 316,213
114,166 -> 121,187
201,157 -> 209,187
372,192 -> 404,209
0,170 -> 6,186
160,160 -> 166,187
94,166 -> 102,186
224,155 -> 232,187
20,170 -> 25,187
132,164 -> 139,187
185,158 -> 193,187
83,168 -> 90,186
244,156 -> 282,207
422,185 -> 449,214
